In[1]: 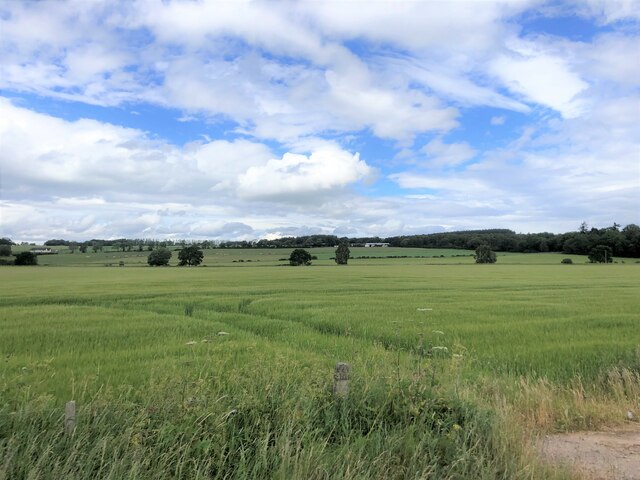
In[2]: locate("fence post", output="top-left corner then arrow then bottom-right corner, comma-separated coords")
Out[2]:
333,362 -> 350,398
65,401 -> 76,435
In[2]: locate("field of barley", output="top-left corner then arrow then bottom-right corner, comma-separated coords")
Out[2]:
1,252 -> 639,479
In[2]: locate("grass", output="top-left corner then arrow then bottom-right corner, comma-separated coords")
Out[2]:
1,258 -> 638,478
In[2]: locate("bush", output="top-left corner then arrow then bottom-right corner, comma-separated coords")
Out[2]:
588,245 -> 613,263
0,245 -> 11,256
561,258 -> 573,264
335,243 -> 350,265
474,244 -> 496,264
14,252 -> 38,266
148,248 -> 172,266
289,249 -> 312,266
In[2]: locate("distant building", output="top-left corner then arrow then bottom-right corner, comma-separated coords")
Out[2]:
364,243 -> 390,248
30,247 -> 57,255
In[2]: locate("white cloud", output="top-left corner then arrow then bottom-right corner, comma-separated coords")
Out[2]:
1,2 -> 639,241
491,48 -> 589,118
578,0 -> 640,24
583,34 -> 640,87
421,139 -> 477,168
237,148 -> 372,200
191,139 -> 273,185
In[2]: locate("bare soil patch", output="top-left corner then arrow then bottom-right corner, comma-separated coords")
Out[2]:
538,424 -> 640,479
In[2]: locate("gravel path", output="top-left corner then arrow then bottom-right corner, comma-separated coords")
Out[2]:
538,424 -> 640,480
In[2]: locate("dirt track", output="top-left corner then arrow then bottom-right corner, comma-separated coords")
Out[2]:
539,424 -> 640,480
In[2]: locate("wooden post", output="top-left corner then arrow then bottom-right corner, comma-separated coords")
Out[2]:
333,362 -> 350,398
65,401 -> 76,435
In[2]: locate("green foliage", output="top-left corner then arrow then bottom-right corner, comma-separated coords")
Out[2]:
289,248 -> 312,266
335,243 -> 350,265
0,244 -> 12,256
588,245 -> 613,263
147,247 -> 172,266
561,258 -> 573,264
474,244 -> 497,264
0,237 -> 14,245
178,245 -> 204,266
14,251 -> 38,265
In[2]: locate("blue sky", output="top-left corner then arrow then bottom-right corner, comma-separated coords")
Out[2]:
0,0 -> 638,242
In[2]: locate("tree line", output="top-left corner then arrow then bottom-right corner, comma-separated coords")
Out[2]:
2,222 -> 639,258
385,223 -> 640,258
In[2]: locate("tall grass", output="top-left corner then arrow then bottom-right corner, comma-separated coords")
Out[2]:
1,263 -> 638,478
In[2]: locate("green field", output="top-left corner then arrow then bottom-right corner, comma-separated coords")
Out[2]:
9,245 -> 618,267
1,255 -> 639,479
11,246 -> 477,267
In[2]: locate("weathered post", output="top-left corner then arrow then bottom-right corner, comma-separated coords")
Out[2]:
64,401 -> 76,435
333,362 -> 350,398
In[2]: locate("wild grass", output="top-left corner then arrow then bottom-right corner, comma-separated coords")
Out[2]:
1,261 -> 638,478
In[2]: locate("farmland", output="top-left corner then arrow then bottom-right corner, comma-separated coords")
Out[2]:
1,251 -> 639,479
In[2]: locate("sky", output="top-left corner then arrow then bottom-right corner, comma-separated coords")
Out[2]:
0,0 -> 639,242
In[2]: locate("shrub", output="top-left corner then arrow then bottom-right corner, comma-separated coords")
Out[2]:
14,252 -> 38,266
147,248 -> 172,266
474,244 -> 497,264
0,245 -> 11,256
335,243 -> 350,265
588,245 -> 613,263
561,258 -> 573,264
289,249 -> 312,266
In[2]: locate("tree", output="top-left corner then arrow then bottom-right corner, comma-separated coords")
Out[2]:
579,221 -> 589,234
0,238 -> 14,245
178,245 -> 203,266
289,248 -> 312,266
14,251 -> 38,265
588,245 -> 613,263
0,245 -> 11,256
474,244 -> 497,264
335,243 -> 350,265
147,248 -> 172,266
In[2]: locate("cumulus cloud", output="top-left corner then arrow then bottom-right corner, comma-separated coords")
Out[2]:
237,148 -> 372,200
1,1 -> 638,240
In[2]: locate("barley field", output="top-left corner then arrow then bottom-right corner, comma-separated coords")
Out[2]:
1,253 -> 639,479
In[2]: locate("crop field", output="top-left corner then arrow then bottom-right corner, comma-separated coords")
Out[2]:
1,255 -> 639,479
10,246 -> 477,267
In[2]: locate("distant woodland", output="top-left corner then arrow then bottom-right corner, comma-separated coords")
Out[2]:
3,222 -> 639,258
